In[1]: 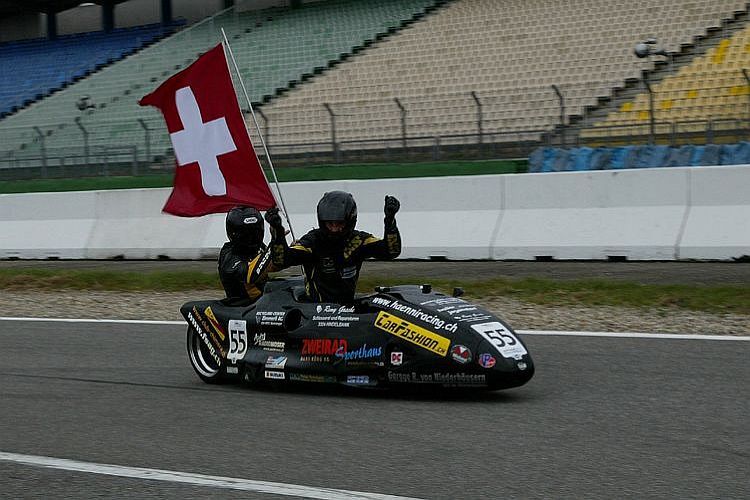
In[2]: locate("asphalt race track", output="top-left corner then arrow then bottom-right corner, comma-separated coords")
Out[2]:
0,320 -> 748,499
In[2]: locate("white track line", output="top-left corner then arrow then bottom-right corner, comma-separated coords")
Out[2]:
0,317 -> 183,325
516,330 -> 750,341
0,317 -> 748,341
0,451 -> 422,500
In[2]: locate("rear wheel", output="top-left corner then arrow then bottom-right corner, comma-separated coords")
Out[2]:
186,326 -> 225,384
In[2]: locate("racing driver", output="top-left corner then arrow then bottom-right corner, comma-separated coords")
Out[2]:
264,191 -> 401,304
218,206 -> 276,305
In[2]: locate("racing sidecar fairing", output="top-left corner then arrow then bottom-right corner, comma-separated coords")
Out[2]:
181,277 -> 534,391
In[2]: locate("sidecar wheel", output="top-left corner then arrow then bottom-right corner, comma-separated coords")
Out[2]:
186,326 -> 225,384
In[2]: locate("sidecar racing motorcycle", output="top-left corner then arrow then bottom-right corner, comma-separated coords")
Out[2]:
181,277 -> 534,391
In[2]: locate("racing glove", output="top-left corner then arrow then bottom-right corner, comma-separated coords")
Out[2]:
384,195 -> 400,223
264,207 -> 285,239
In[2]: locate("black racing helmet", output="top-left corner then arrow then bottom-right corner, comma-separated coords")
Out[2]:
226,206 -> 264,252
317,191 -> 357,239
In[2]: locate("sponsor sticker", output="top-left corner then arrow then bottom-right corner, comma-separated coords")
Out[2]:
312,305 -> 358,328
471,322 -> 527,360
188,311 -> 221,366
478,353 -> 496,369
288,373 -> 337,384
227,319 -> 248,362
253,332 -> 285,352
374,311 -> 449,356
377,299 -> 458,333
301,338 -> 347,363
264,370 -> 285,380
346,375 -> 370,385
256,310 -> 285,327
387,371 -> 486,386
226,366 -> 239,374
450,344 -> 471,364
316,305 -> 355,314
192,306 -> 226,358
419,297 -> 464,306
265,355 -> 287,369
335,343 -> 382,362
390,352 -> 403,366
203,306 -> 226,340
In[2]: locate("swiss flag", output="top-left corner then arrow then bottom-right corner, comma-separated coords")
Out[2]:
139,43 -> 275,216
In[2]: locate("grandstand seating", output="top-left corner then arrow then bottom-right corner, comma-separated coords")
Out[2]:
0,0 -> 440,167
583,21 -> 750,140
528,142 -> 750,172
1,0 -> 748,169
258,0 -> 748,147
0,23 -> 180,118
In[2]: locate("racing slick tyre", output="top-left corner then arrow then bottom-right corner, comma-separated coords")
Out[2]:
186,326 -> 226,384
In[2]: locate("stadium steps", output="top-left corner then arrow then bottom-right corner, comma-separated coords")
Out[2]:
258,0 -> 454,106
551,6 -> 750,145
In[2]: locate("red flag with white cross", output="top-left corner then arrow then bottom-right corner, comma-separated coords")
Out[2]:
139,43 -> 275,216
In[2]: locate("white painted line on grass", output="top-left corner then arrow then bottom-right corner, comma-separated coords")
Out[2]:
1,317 -> 748,341
0,451 -> 422,500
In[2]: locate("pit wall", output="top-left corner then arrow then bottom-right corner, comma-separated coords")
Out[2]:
1,165 -> 748,260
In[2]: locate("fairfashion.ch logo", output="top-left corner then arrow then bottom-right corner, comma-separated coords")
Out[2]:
374,311 -> 449,356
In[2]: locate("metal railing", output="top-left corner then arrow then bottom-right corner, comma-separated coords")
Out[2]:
3,75 -> 750,179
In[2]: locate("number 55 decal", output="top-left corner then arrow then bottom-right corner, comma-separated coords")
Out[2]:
471,322 -> 527,360
227,319 -> 248,362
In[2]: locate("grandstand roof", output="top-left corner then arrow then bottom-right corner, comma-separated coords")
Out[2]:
0,1 -> 128,20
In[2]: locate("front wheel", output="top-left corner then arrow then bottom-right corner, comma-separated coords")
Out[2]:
186,326 -> 225,384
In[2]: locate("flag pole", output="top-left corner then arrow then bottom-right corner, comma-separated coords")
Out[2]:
220,28 -> 295,241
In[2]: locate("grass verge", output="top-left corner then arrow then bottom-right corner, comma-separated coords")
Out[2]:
0,159 -> 526,194
1,269 -> 748,315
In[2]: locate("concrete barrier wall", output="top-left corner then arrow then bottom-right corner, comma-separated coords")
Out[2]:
1,165 -> 749,260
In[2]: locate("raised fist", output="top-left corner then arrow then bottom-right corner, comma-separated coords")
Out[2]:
384,195 -> 400,218
264,207 -> 284,229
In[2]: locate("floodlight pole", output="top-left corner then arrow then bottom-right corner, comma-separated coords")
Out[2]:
471,91 -> 484,145
742,69 -> 750,130
635,40 -> 668,146
137,118 -> 151,164
394,97 -> 407,148
644,73 -> 655,145
75,116 -> 90,166
551,84 -> 565,147
255,107 -> 270,147
33,126 -> 47,176
323,102 -> 339,162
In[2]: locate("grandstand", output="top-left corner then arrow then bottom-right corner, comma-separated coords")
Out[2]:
0,23 -> 182,118
259,0 -> 748,152
1,0 -> 749,176
0,0 -> 442,171
581,20 -> 750,143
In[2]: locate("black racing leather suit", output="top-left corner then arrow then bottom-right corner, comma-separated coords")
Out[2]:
270,220 -> 401,304
218,242 -> 275,304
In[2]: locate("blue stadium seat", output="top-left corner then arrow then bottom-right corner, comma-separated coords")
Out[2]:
527,146 -> 548,173
552,148 -> 572,171
570,146 -> 594,171
589,147 -> 612,170
697,144 -> 721,166
636,145 -> 671,168
0,22 -> 182,116
720,141 -> 750,165
665,145 -> 694,167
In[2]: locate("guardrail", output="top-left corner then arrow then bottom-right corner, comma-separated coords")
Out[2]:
1,165 -> 748,260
